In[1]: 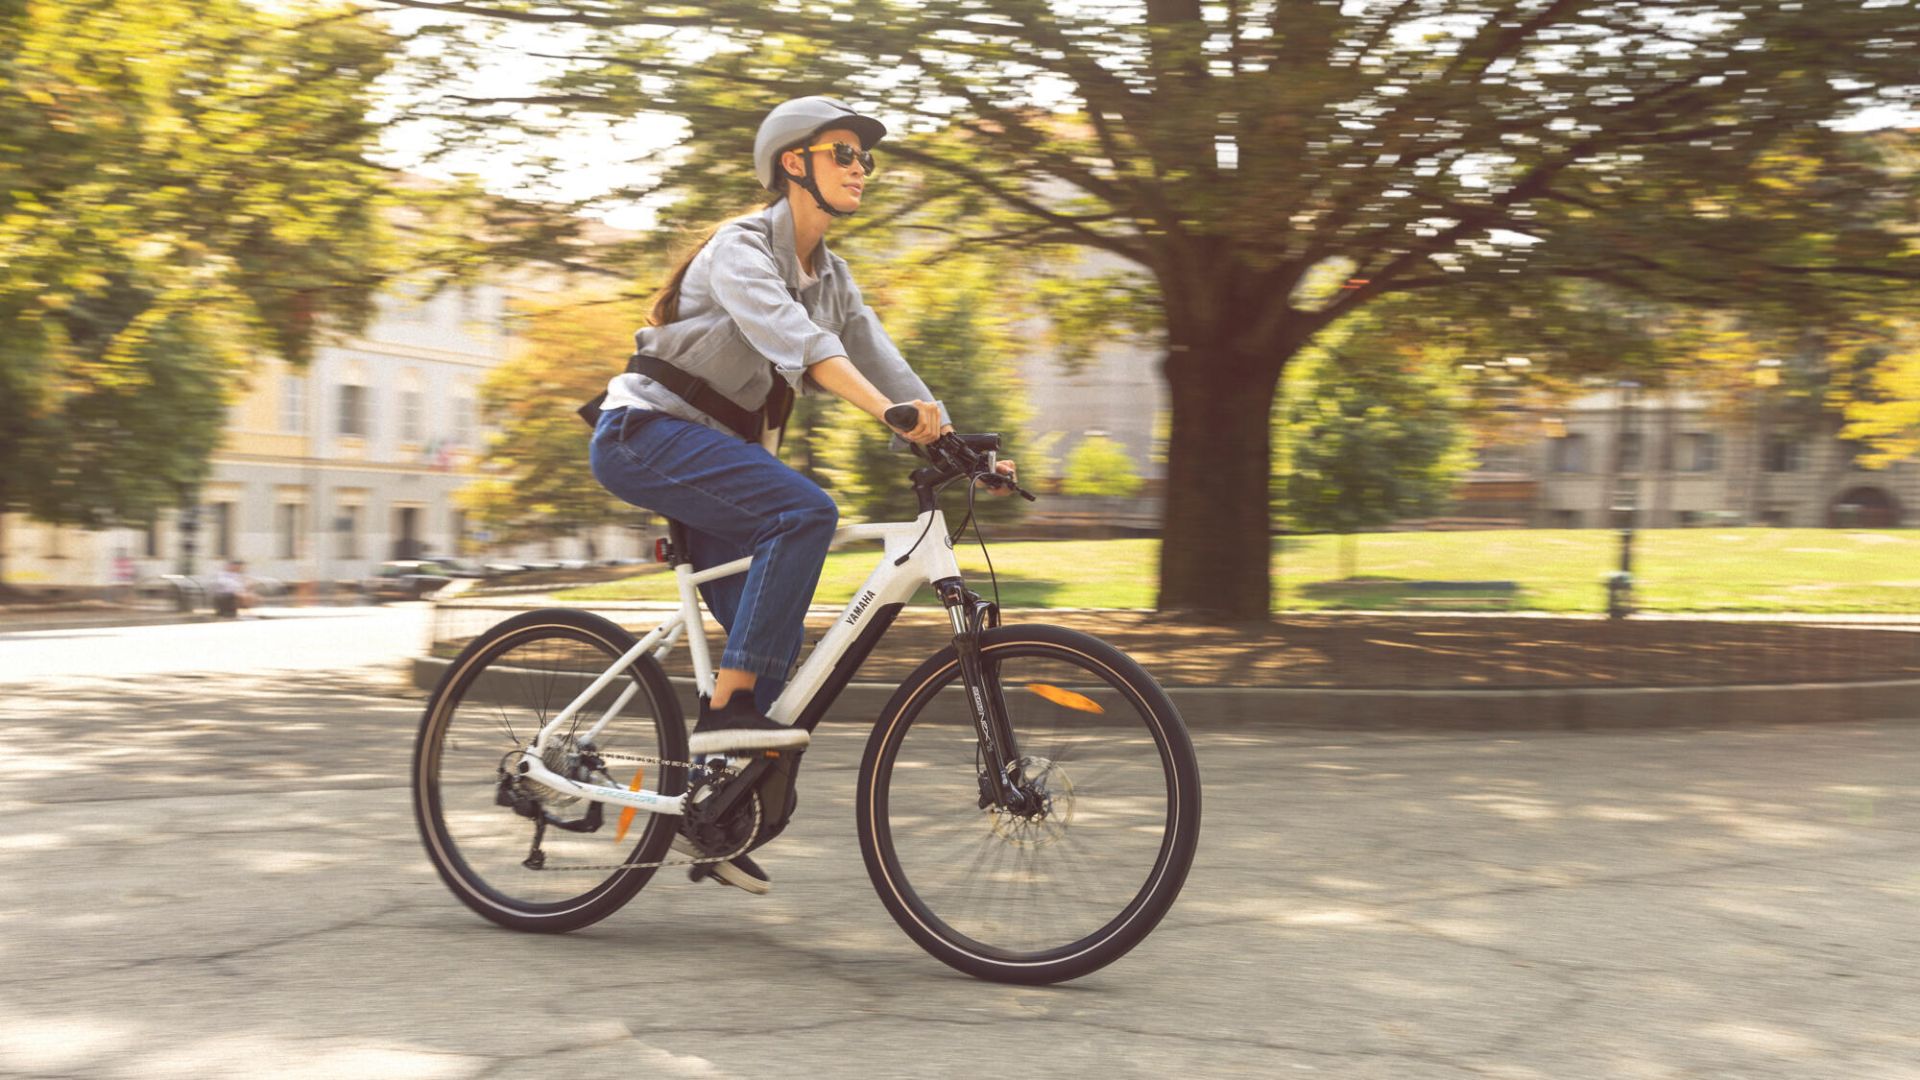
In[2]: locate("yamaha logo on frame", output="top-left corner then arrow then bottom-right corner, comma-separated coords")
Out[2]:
845,589 -> 876,626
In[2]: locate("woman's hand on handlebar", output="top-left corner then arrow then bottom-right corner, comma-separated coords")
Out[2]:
984,459 -> 1019,497
884,400 -> 944,445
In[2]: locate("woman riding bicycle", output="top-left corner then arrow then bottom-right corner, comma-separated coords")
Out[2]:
588,95 -> 1015,892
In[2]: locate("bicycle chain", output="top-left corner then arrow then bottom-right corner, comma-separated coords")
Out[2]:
527,750 -> 762,874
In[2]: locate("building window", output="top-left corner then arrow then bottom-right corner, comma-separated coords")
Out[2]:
276,503 -> 304,560
336,503 -> 364,560
401,384 -> 423,445
1550,434 -> 1589,473
454,385 -> 475,448
281,372 -> 306,433
1678,433 -> 1719,473
1764,437 -> 1804,473
144,519 -> 162,558
208,502 -> 234,560
1617,431 -> 1643,473
338,383 -> 369,439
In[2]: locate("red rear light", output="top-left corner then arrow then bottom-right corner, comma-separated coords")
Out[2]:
654,538 -> 671,564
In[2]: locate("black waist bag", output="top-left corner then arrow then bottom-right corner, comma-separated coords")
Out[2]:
579,354 -> 781,442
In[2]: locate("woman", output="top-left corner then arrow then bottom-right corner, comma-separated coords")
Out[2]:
588,96 -> 1014,892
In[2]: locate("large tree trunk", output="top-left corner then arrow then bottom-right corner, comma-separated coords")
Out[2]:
1156,314 -> 1290,621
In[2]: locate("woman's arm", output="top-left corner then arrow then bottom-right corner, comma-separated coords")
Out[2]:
808,356 -> 944,444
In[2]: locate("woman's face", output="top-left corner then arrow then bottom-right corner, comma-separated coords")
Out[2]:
782,126 -> 869,211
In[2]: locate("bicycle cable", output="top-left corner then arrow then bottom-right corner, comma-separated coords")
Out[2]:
946,471 -> 1002,612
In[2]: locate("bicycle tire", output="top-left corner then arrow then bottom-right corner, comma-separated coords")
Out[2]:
413,608 -> 688,933
857,623 -> 1201,984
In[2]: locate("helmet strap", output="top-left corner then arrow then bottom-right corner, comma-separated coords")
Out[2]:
793,153 -> 855,219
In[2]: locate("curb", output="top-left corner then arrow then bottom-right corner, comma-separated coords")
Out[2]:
0,612 -> 217,634
405,656 -> 1920,730
0,604 -> 382,635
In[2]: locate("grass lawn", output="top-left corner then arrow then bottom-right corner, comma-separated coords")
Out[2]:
553,528 -> 1920,614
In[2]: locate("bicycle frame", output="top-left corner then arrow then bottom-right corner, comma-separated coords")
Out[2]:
513,509 -> 983,817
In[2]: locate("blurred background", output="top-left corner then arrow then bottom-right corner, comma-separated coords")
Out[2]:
4,0 -> 1919,643
9,8 -> 1920,1073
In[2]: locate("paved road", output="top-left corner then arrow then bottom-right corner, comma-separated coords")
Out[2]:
2,615 -> 1918,1078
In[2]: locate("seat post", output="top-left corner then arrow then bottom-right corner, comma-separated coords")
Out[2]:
666,519 -> 692,567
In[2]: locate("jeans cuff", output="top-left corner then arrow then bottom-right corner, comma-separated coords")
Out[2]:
719,647 -> 795,681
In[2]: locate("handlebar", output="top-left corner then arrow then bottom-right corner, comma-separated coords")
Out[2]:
884,404 -> 1038,502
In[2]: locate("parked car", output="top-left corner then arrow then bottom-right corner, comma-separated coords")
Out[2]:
412,554 -> 487,578
363,560 -> 456,602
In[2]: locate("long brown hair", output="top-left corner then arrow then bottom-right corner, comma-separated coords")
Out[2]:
647,193 -> 785,327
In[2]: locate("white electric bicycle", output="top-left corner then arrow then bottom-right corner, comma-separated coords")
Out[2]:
412,416 -> 1202,984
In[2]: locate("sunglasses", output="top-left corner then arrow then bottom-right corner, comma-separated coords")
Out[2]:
802,141 -> 876,174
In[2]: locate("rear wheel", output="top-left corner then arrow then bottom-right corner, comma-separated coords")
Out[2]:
858,624 -> 1201,983
413,608 -> 687,933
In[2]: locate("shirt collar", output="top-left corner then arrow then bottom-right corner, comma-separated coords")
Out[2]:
762,197 -> 834,291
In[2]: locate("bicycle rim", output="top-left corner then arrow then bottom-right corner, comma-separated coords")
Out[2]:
417,618 -> 679,923
865,633 -> 1198,978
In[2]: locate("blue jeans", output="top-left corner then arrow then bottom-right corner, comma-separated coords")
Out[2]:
589,407 -> 837,715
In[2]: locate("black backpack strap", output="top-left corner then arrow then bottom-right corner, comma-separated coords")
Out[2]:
626,354 -> 762,441
576,390 -> 608,429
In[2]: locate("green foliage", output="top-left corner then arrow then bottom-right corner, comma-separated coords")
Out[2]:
1840,317 -> 1920,468
809,254 -> 1031,525
386,1 -> 1920,613
458,293 -> 652,542
1061,436 -> 1143,499
1277,337 -> 1474,542
0,0 -> 403,566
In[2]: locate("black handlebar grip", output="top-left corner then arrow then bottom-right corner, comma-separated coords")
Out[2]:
883,403 -> 920,432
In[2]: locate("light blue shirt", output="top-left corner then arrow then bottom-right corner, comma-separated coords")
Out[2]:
604,198 -> 947,445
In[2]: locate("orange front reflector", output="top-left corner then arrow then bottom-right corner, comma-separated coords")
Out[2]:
1025,683 -> 1104,714
614,766 -> 645,842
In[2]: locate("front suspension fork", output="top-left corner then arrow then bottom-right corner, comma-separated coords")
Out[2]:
935,578 -> 1026,810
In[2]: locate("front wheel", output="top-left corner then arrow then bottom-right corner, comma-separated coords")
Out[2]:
857,624 -> 1202,984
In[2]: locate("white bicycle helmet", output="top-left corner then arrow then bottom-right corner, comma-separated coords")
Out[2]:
753,96 -> 887,216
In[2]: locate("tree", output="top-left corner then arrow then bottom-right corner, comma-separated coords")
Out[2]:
811,254 -> 1032,527
1062,436 -> 1145,499
1,0 -> 403,586
380,0 -> 1920,617
1278,341 -> 1473,580
458,292 -> 654,544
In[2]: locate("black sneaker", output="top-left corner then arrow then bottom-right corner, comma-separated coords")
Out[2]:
671,836 -> 772,895
688,695 -> 810,756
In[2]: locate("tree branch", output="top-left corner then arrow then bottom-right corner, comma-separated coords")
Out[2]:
883,144 -> 1151,266
372,0 -> 701,28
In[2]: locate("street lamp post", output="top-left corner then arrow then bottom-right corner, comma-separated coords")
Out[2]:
1606,379 -> 1641,620
1751,358 -> 1782,526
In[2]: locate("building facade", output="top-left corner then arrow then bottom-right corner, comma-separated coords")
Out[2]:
4,280 -> 642,593
1457,387 -> 1918,529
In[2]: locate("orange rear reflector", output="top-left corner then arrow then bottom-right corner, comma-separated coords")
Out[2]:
614,766 -> 645,842
1025,683 -> 1104,714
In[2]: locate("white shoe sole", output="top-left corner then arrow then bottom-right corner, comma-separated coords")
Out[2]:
687,727 -> 810,756
671,837 -> 772,895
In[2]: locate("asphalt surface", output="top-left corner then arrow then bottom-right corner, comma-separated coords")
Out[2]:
2,610 -> 1918,1078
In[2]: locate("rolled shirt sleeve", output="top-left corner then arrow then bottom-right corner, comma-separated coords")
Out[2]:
706,231 -> 847,391
834,278 -> 952,438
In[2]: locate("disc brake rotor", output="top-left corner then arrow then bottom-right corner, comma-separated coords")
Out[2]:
990,756 -> 1074,846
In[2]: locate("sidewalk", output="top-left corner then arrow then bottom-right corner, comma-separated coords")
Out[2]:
0,603 -> 381,635
414,602 -> 1920,729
